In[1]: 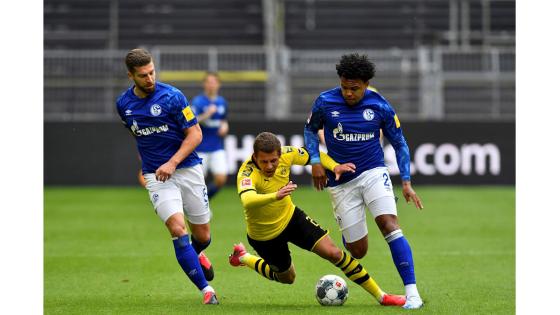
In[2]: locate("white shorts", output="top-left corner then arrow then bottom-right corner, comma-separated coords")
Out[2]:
198,150 -> 228,176
143,164 -> 212,224
327,167 -> 397,243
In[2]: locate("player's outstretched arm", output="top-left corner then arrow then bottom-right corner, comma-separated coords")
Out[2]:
402,181 -> 423,209
305,127 -> 327,190
239,181 -> 297,209
318,152 -> 356,181
305,102 -> 327,190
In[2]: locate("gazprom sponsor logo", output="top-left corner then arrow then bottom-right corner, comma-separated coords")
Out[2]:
333,123 -> 375,142
130,120 -> 169,136
335,132 -> 375,142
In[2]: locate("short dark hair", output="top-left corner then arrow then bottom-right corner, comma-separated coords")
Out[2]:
253,132 -> 281,155
336,53 -> 375,82
125,48 -> 153,73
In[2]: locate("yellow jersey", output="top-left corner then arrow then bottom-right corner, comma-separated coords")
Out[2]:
236,146 -> 338,241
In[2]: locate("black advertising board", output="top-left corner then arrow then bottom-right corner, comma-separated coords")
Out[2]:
44,121 -> 514,186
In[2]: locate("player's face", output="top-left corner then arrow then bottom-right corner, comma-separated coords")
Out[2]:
253,150 -> 281,177
129,62 -> 156,95
340,77 -> 368,106
204,75 -> 221,96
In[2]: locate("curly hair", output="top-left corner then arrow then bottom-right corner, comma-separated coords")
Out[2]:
253,132 -> 281,155
336,53 -> 375,82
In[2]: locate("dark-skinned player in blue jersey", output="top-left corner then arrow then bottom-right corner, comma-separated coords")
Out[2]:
116,48 -> 218,305
304,53 -> 424,309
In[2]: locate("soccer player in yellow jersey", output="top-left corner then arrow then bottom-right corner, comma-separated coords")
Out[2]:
228,132 -> 405,306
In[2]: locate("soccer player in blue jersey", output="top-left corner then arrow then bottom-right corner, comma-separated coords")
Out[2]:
116,48 -> 218,305
190,72 -> 229,200
304,53 -> 424,309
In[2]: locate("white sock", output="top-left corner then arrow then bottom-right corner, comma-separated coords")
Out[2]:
405,284 -> 420,298
201,285 -> 214,294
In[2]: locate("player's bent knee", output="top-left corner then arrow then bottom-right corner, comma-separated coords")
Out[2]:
349,248 -> 366,259
190,223 -> 211,242
165,214 -> 187,237
376,215 -> 400,236
346,243 -> 368,259
167,224 -> 187,238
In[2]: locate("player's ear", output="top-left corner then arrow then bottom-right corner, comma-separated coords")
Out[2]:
127,71 -> 133,80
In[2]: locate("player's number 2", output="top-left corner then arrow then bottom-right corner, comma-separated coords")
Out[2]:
382,173 -> 390,187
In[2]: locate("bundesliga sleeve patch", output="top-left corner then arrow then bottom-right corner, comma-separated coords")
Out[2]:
182,106 -> 195,121
240,178 -> 253,189
394,114 -> 401,128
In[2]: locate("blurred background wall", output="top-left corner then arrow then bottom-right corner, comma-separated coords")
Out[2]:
44,0 -> 515,185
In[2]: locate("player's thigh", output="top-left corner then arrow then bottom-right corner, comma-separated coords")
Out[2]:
208,150 -> 228,175
143,173 -> 183,222
327,183 -> 368,243
284,207 -> 330,252
247,235 -> 292,273
173,165 -> 212,225
362,167 -> 397,218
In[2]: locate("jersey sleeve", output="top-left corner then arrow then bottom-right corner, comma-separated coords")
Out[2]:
236,162 -> 276,209
115,98 -> 130,129
304,97 -> 325,164
380,102 -> 411,181
282,146 -> 310,166
319,152 -> 339,172
173,92 -> 198,129
237,162 -> 257,195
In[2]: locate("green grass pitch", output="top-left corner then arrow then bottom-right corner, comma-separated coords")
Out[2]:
44,186 -> 514,314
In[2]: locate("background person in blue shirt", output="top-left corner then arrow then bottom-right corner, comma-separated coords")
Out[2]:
304,53 -> 424,309
116,48 -> 218,305
191,72 -> 230,200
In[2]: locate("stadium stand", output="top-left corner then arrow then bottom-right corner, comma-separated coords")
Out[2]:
44,0 -> 263,49
44,0 -> 515,121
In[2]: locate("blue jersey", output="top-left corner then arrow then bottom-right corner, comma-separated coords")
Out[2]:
190,94 -> 228,152
304,87 -> 411,186
116,82 -> 202,174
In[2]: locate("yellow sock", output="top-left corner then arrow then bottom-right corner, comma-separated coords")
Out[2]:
241,253 -> 279,281
335,251 -> 384,302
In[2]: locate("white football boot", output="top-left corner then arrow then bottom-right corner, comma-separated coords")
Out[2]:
403,295 -> 423,309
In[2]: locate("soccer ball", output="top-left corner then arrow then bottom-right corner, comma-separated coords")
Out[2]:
315,274 -> 348,306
